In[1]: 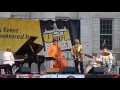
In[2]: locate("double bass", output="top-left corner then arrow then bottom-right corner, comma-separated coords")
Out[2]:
54,46 -> 68,73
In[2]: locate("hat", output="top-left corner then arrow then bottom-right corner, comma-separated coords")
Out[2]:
75,39 -> 79,43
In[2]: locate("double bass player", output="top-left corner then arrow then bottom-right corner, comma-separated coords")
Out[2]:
48,37 -> 68,72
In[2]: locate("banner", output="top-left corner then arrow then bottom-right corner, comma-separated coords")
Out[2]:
16,74 -> 40,78
40,19 -> 80,56
0,18 -> 43,52
1,74 -> 120,78
16,74 -> 85,78
58,74 -> 85,78
40,74 -> 58,78
0,19 -> 80,54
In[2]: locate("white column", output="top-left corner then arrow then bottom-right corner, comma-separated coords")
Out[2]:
55,12 -> 78,18
0,12 -> 11,17
114,18 -> 120,53
30,12 -> 55,20
11,12 -> 30,18
79,12 -> 93,61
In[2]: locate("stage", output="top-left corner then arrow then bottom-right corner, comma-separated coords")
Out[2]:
0,74 -> 119,78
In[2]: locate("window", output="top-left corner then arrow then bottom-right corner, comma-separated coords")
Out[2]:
100,19 -> 113,50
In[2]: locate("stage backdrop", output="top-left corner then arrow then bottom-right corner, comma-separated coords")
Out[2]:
0,18 -> 43,52
0,18 -> 80,56
40,19 -> 80,56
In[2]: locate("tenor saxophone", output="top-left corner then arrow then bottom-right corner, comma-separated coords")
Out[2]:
74,47 -> 83,61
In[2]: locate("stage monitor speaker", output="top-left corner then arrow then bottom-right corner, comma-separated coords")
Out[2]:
62,67 -> 76,74
45,68 -> 59,74
91,67 -> 105,74
18,67 -> 31,74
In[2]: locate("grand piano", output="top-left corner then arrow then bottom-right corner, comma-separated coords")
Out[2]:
14,36 -> 45,73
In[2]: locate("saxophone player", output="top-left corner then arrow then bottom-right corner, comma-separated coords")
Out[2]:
71,39 -> 84,74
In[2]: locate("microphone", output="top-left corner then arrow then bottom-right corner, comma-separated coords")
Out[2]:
66,42 -> 68,48
86,42 -> 88,46
66,42 -> 68,45
66,43 -> 68,48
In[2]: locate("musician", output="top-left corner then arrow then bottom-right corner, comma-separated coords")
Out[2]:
71,39 -> 84,74
54,46 -> 68,72
92,57 -> 102,68
48,37 -> 61,68
55,46 -> 64,61
3,47 -> 15,74
100,48 -> 113,74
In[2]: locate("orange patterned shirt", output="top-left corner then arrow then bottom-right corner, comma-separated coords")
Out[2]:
48,44 -> 60,59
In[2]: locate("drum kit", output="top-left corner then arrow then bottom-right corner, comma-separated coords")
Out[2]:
84,57 -> 102,74
84,53 -> 113,74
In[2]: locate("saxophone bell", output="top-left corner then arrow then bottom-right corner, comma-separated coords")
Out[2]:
75,54 -> 79,58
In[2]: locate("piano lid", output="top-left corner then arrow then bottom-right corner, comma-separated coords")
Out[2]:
14,36 -> 44,55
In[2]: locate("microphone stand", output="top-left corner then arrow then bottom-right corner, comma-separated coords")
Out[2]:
66,43 -> 69,61
116,58 -> 117,66
86,42 -> 89,62
114,53 -> 117,66
113,49 -> 117,66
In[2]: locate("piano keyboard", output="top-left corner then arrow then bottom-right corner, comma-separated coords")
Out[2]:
15,59 -> 24,61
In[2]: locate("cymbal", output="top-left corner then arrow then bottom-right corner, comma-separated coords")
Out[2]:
101,52 -> 110,56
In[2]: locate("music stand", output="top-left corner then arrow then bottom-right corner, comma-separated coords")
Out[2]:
45,57 -> 56,61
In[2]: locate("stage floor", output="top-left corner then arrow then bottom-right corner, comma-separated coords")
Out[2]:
0,74 -> 119,78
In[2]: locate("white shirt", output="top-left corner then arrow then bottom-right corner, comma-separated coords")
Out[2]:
3,51 -> 15,66
109,52 -> 113,64
100,52 -> 113,64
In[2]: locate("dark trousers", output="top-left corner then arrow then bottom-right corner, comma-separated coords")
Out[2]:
0,64 -> 13,74
4,64 -> 13,74
74,61 -> 84,74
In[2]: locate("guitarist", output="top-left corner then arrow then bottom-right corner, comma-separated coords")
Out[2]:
71,39 -> 84,74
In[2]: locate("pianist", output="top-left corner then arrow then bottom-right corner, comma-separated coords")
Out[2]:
2,47 -> 15,74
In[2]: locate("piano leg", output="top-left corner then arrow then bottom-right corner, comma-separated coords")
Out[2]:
28,61 -> 34,68
15,62 -> 20,68
28,61 -> 41,74
15,62 -> 23,68
37,62 -> 41,74
28,62 -> 31,68
20,62 -> 24,67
